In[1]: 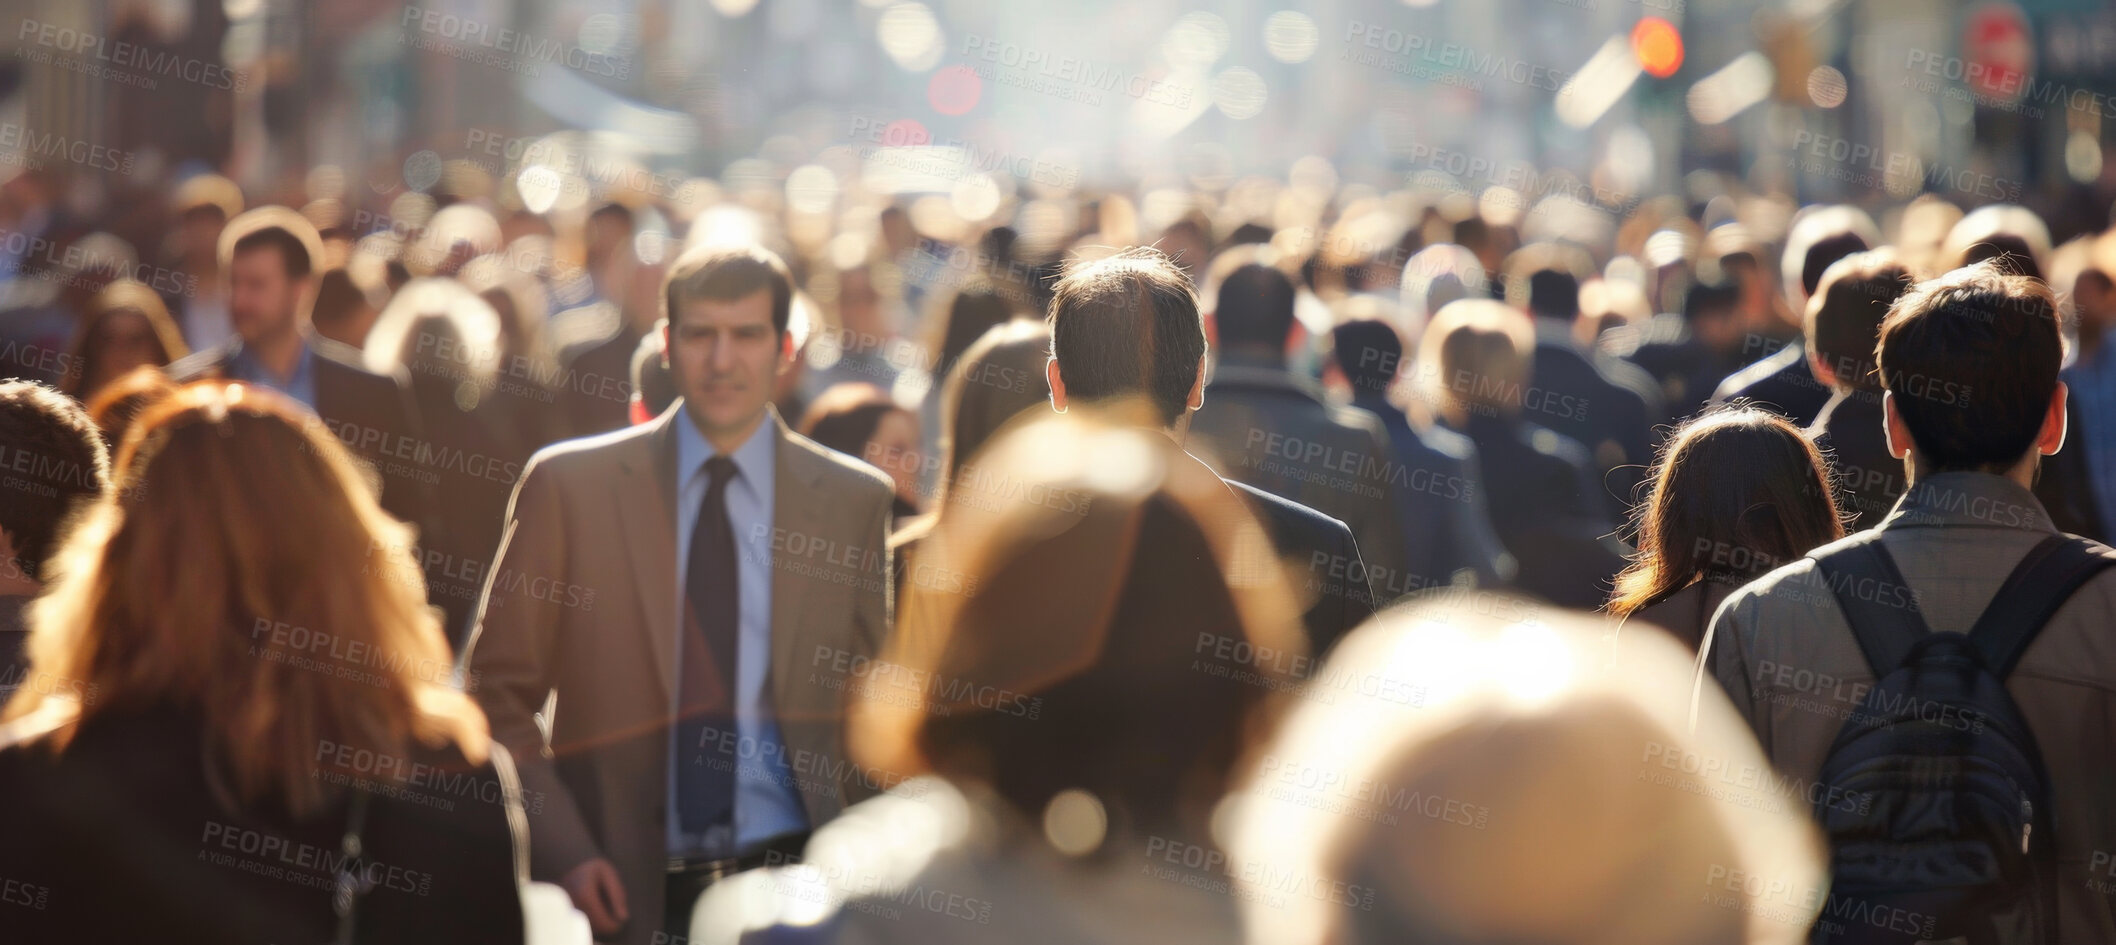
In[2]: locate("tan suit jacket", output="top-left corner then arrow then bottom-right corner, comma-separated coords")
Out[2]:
463,404 -> 895,945
1702,472 -> 2116,942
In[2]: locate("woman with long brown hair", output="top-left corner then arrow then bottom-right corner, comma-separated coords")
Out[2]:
0,381 -> 526,944
59,279 -> 189,402
1608,405 -> 1845,650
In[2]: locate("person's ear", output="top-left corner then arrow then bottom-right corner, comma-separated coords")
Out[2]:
1807,346 -> 1838,391
1187,354 -> 1206,411
1882,390 -> 1913,461
660,321 -> 673,370
2038,381 -> 2068,456
776,328 -> 796,375
1046,358 -> 1068,412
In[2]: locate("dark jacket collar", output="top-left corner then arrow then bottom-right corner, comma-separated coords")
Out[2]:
1208,352 -> 1328,404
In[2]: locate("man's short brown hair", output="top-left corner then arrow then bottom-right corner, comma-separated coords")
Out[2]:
662,243 -> 794,335
219,206 -> 322,279
0,381 -> 110,580
1046,246 -> 1207,425
1876,260 -> 2063,472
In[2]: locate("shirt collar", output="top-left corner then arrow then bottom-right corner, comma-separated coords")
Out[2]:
227,337 -> 314,389
675,407 -> 777,489
1880,470 -> 2056,533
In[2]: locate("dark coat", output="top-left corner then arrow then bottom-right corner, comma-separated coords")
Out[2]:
1527,319 -> 1666,525
1452,414 -> 1626,610
167,337 -> 433,537
1187,354 -> 1409,601
1710,342 -> 1833,427
890,454 -> 1378,661
0,705 -> 527,945
1809,389 -> 1907,530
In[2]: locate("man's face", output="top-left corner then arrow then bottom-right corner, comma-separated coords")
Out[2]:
227,247 -> 304,343
666,288 -> 789,440
181,209 -> 224,263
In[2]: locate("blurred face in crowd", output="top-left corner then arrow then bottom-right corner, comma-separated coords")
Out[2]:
863,409 -> 922,506
667,288 -> 791,448
180,208 -> 225,268
838,268 -> 883,341
84,310 -> 163,391
227,245 -> 306,344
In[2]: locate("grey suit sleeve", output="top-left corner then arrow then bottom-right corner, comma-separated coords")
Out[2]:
461,457 -> 602,879
1700,589 -> 1768,747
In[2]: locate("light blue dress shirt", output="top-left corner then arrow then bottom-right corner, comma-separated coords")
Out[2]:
225,339 -> 319,411
668,413 -> 810,859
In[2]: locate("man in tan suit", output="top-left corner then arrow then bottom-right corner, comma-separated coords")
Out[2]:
1701,261 -> 2116,942
464,244 -> 895,945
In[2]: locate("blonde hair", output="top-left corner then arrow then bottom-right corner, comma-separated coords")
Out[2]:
1414,298 -> 1536,426
6,381 -> 487,815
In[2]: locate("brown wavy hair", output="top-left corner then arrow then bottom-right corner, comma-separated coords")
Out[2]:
5,381 -> 487,815
1609,406 -> 1844,622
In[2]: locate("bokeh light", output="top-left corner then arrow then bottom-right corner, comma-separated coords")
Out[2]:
1632,17 -> 1684,79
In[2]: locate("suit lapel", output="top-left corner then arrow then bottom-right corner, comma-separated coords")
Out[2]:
770,411 -> 826,714
616,405 -> 684,704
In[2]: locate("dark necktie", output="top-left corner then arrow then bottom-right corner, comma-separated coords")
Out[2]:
676,455 -> 740,835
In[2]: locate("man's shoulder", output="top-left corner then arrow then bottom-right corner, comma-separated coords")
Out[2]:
1326,401 -> 1390,441
309,336 -> 404,391
1225,478 -> 1352,548
522,420 -> 657,482
1713,344 -> 1802,400
783,426 -> 893,498
164,343 -> 230,381
1515,422 -> 1593,468
1713,553 -> 1839,648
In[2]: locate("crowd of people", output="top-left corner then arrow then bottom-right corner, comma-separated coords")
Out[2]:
0,145 -> 2111,945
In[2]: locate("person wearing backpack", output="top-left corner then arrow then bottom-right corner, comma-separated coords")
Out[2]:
1698,260 -> 2116,945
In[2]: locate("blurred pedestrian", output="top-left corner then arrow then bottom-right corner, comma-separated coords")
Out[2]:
798,382 -> 925,523
1609,406 -> 1844,650
0,381 -> 525,944
60,279 -> 189,402
1231,594 -> 1825,945
706,410 -> 1305,945
1189,258 -> 1410,602
1800,249 -> 1916,528
0,381 -> 109,697
1416,298 -> 1624,609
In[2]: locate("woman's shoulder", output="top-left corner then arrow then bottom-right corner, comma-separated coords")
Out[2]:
1628,579 -> 1737,650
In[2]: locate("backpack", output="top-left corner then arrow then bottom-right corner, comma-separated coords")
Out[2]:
1804,531 -> 2116,945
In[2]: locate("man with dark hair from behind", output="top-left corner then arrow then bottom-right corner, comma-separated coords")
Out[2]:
1702,260 -> 2116,943
1324,318 -> 1510,591
1611,256 -> 1750,420
1502,242 -> 1665,525
1711,207 -> 1878,426
0,380 -> 110,696
1045,247 -> 1376,656
1802,249 -> 1915,529
165,206 -> 431,540
1187,259 -> 1410,601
